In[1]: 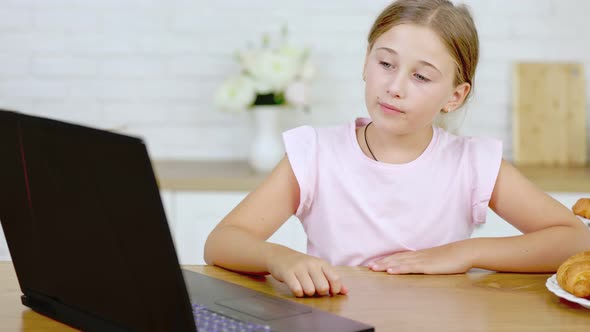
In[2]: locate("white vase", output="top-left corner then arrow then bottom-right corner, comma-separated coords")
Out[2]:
248,106 -> 285,173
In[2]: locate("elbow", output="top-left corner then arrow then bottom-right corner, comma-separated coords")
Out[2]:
203,232 -> 217,266
203,248 -> 212,266
570,221 -> 590,251
581,227 -> 590,250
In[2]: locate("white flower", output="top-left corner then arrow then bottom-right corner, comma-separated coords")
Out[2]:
214,75 -> 257,111
277,45 -> 306,60
248,50 -> 300,93
285,81 -> 308,107
214,27 -> 314,112
237,49 -> 260,74
300,59 -> 315,81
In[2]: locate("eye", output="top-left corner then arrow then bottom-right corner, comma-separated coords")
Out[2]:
414,73 -> 430,82
379,61 -> 392,69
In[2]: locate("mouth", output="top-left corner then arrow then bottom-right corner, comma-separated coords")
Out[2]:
378,102 -> 404,114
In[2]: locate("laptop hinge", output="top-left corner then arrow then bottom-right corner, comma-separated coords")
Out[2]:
22,291 -> 132,332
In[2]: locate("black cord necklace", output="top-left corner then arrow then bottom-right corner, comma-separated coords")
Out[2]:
364,121 -> 378,161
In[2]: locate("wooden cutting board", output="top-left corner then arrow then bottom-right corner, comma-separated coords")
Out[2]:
513,63 -> 587,166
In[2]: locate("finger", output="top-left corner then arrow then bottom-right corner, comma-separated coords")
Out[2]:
386,262 -> 421,275
370,256 -> 401,271
309,267 -> 330,296
321,265 -> 344,295
370,252 -> 414,271
295,271 -> 317,297
282,273 -> 304,297
339,284 -> 349,295
369,262 -> 388,272
386,253 -> 426,274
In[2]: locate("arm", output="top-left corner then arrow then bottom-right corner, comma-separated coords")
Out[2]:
370,159 -> 590,274
204,156 -> 346,296
467,159 -> 590,272
204,156 -> 300,273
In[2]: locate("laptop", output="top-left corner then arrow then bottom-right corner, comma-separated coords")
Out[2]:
0,110 -> 374,332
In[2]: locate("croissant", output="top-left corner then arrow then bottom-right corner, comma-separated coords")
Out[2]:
572,198 -> 590,219
557,251 -> 590,299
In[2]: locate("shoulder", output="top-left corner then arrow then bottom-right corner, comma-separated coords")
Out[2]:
283,120 -> 354,144
436,128 -> 503,157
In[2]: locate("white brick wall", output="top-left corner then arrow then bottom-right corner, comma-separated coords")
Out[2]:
0,0 -> 588,160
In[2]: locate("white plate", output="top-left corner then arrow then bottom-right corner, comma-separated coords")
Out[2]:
577,216 -> 590,227
546,274 -> 590,309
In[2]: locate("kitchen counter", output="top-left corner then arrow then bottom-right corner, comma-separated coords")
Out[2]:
153,160 -> 266,191
152,160 -> 590,193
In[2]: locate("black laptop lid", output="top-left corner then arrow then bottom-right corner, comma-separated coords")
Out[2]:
0,110 -> 197,331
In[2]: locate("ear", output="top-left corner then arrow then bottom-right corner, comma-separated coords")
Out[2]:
444,82 -> 471,112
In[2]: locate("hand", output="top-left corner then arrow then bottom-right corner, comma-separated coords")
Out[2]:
267,249 -> 348,297
368,242 -> 473,275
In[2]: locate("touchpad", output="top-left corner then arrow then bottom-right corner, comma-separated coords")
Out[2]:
215,296 -> 311,321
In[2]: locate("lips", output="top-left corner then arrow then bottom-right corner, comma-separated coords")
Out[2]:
378,102 -> 404,114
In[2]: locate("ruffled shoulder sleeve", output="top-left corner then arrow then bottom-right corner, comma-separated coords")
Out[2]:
282,125 -> 318,218
467,137 -> 503,225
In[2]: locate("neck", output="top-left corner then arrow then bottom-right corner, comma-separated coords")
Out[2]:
364,122 -> 434,164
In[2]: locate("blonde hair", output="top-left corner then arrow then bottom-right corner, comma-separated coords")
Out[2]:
367,0 -> 479,131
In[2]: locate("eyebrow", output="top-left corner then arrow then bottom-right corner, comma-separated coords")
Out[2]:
376,47 -> 442,75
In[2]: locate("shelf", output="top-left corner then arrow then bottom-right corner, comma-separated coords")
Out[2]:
153,160 -> 267,191
153,160 -> 590,193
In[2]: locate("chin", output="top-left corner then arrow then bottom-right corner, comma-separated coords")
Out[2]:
371,117 -> 401,130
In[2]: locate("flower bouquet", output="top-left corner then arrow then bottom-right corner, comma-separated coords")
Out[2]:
214,26 -> 314,112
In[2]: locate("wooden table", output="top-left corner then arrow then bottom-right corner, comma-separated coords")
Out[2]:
2,263 -> 589,331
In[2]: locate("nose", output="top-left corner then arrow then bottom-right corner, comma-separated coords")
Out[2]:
386,72 -> 407,99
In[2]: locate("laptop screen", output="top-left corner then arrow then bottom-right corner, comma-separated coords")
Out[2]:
0,111 -> 196,331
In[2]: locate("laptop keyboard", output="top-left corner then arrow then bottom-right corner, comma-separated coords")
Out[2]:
192,304 -> 271,332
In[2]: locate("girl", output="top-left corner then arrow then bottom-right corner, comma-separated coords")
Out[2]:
204,0 -> 590,298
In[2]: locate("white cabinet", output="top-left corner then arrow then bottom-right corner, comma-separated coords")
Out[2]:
166,191 -> 306,265
0,191 -> 587,263
166,191 -> 589,265
472,192 -> 590,238
472,209 -> 520,238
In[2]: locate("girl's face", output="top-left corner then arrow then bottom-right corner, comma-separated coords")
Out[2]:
363,23 -> 469,134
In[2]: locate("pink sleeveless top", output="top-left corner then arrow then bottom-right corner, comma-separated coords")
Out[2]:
282,118 -> 503,266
